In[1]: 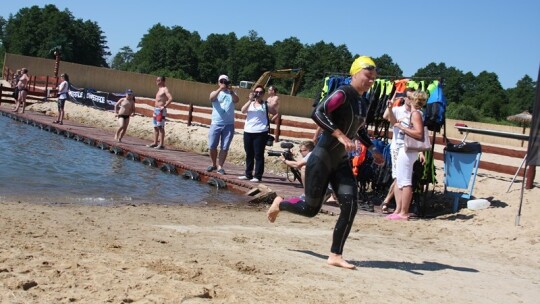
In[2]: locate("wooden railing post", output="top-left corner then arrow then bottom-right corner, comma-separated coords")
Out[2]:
45,76 -> 50,100
187,103 -> 194,126
525,165 -> 536,189
274,114 -> 282,142
0,83 -> 3,106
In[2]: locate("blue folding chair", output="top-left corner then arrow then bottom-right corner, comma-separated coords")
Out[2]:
443,143 -> 482,212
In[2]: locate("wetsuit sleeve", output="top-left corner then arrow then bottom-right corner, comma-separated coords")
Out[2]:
311,90 -> 346,133
357,127 -> 374,149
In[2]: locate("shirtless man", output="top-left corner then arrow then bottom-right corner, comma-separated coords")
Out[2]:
10,69 -> 22,102
114,89 -> 137,142
266,85 -> 280,123
14,68 -> 29,113
147,76 -> 173,149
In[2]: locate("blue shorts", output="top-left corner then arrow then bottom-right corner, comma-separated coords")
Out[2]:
153,107 -> 166,128
208,124 -> 235,151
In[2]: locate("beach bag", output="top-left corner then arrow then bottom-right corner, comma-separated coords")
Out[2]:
404,111 -> 431,152
404,127 -> 431,152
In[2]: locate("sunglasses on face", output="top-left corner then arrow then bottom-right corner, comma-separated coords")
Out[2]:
254,90 -> 264,93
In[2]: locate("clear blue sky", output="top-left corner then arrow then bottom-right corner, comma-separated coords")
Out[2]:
2,0 -> 539,89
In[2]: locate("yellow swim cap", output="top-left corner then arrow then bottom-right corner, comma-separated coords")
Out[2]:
349,56 -> 377,75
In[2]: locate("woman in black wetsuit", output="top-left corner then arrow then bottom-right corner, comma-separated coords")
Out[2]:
267,56 -> 384,269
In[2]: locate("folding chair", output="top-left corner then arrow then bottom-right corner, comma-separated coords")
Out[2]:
443,143 -> 482,212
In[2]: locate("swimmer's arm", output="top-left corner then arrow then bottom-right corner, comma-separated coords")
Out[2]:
357,127 -> 384,164
311,90 -> 345,133
357,127 -> 373,149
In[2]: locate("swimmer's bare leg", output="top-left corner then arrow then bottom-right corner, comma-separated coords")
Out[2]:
327,253 -> 356,270
267,196 -> 283,223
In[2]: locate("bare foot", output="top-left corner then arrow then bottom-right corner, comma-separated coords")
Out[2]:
327,253 -> 356,270
267,196 -> 283,223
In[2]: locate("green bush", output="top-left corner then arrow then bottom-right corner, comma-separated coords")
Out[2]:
446,103 -> 479,122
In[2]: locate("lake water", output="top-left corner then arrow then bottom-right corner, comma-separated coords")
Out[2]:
0,114 -> 248,206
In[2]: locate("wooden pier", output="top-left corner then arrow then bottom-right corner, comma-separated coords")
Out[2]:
0,105 -> 354,215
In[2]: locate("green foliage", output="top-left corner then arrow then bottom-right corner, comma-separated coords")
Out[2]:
375,54 -> 403,77
3,5 -> 534,125
110,46 -> 135,70
3,4 -> 109,67
234,30 -> 273,83
198,32 -> 237,83
446,103 -> 480,122
0,16 -> 6,65
130,24 -> 199,79
506,75 -> 536,114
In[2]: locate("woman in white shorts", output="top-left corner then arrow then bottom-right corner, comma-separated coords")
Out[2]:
384,91 -> 427,220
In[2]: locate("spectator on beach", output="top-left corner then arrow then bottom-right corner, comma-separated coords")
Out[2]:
280,140 -> 314,186
11,69 -> 21,87
267,56 -> 384,269
267,85 -> 280,123
381,88 -> 415,214
147,76 -> 173,149
114,89 -> 137,142
385,90 -> 427,220
207,74 -> 239,175
53,73 -> 70,125
238,85 -> 278,182
11,69 -> 22,102
14,68 -> 29,113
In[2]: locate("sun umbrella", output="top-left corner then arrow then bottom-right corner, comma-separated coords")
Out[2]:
507,111 -> 532,125
507,111 -> 532,147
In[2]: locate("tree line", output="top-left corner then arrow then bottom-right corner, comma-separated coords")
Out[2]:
0,4 -> 536,124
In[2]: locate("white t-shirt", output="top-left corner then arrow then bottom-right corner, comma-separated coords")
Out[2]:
391,105 -> 411,148
58,80 -> 69,99
244,102 -> 269,133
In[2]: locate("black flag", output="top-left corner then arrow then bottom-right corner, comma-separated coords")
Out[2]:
526,66 -> 540,166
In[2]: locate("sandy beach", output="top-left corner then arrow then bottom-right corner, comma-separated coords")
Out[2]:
0,101 -> 539,303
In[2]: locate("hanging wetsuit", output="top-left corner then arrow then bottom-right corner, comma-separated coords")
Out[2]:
278,85 -> 375,255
